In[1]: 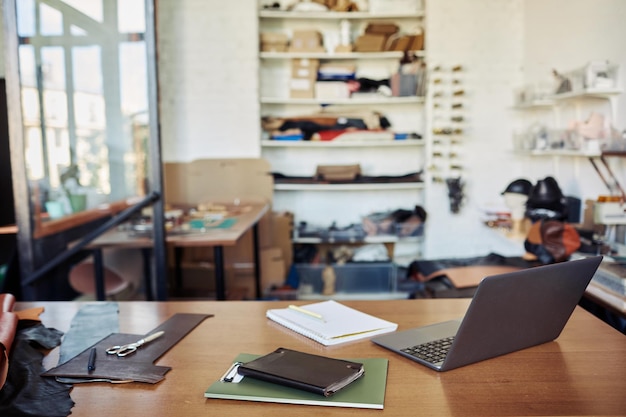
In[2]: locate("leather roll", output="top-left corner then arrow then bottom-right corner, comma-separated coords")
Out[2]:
0,293 -> 18,390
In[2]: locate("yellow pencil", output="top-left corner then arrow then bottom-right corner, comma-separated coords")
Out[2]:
288,304 -> 326,322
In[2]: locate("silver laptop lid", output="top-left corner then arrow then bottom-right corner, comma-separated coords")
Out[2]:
441,256 -> 602,371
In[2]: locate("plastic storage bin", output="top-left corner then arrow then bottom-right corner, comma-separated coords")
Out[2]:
295,262 -> 397,296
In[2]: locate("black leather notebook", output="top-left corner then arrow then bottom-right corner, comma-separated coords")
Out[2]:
237,347 -> 364,397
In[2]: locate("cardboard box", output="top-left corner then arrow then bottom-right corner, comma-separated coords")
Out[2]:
409,32 -> 424,51
260,32 -> 288,52
354,33 -> 388,52
289,30 -> 325,53
291,58 -> 319,79
261,247 -> 286,289
315,81 -> 351,99
388,35 -> 413,52
290,77 -> 316,99
365,22 -> 399,36
272,211 -> 294,273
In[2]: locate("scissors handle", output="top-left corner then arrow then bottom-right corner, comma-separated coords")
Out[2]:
139,330 -> 164,346
108,345 -> 137,357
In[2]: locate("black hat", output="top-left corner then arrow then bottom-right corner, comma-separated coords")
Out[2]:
527,177 -> 563,205
526,176 -> 567,218
501,179 -> 533,196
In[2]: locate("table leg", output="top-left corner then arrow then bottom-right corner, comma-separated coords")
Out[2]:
252,223 -> 261,299
214,246 -> 225,300
93,249 -> 105,301
141,248 -> 153,301
174,247 -> 183,291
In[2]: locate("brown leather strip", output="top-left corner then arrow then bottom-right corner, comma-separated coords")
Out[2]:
0,293 -> 15,313
0,312 -> 18,390
15,307 -> 44,322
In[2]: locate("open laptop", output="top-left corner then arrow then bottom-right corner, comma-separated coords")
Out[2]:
372,256 -> 602,372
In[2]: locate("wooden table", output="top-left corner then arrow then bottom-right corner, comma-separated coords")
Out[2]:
18,299 -> 626,416
83,202 -> 269,301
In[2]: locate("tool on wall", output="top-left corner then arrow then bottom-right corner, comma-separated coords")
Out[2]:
430,64 -> 467,212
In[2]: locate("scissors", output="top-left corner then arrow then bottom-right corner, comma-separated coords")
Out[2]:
106,331 -> 164,357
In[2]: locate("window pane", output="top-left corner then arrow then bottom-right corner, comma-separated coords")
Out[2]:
16,0 -> 35,37
117,0 -> 145,33
62,0 -> 103,22
40,3 -> 63,36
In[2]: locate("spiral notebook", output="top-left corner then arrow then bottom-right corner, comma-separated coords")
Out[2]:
266,300 -> 397,346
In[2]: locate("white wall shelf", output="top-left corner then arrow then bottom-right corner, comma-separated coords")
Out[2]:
516,149 -> 602,157
261,51 -> 425,59
261,139 -> 424,148
259,11 -> 425,20
274,182 -> 424,191
512,99 -> 554,109
259,3 -> 427,264
549,88 -> 622,101
261,96 -> 425,105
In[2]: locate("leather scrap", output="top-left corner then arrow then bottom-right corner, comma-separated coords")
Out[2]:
42,313 -> 212,384
0,323 -> 72,417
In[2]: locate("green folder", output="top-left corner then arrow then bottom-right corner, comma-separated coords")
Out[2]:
204,353 -> 388,409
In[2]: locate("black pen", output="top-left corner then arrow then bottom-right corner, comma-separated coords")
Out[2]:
87,348 -> 97,372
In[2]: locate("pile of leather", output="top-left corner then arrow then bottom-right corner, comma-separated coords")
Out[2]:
0,293 -> 73,417
262,108 -> 391,141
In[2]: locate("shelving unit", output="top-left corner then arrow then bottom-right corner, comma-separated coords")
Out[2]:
513,89 -> 622,158
261,96 -> 424,105
258,4 -> 428,240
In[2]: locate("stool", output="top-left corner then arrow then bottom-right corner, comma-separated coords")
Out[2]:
69,262 -> 130,300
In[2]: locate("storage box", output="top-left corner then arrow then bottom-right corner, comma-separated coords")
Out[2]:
260,32 -> 288,52
290,77 -> 316,99
290,58 -> 319,99
364,22 -> 399,36
289,30 -> 324,53
354,33 -> 388,52
295,262 -> 397,295
291,58 -> 319,78
314,81 -> 351,99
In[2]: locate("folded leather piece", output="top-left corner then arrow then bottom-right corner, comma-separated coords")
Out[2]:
0,323 -> 72,417
42,313 -> 212,384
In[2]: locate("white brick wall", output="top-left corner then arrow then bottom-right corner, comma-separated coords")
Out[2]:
422,0 -> 527,257
157,0 -> 260,161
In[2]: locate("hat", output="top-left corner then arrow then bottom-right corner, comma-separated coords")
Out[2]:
526,176 -> 565,212
501,179 -> 533,196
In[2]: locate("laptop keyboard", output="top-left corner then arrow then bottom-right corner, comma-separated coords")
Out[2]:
401,336 -> 455,365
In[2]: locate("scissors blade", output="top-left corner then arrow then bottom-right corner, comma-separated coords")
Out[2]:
106,331 -> 165,357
